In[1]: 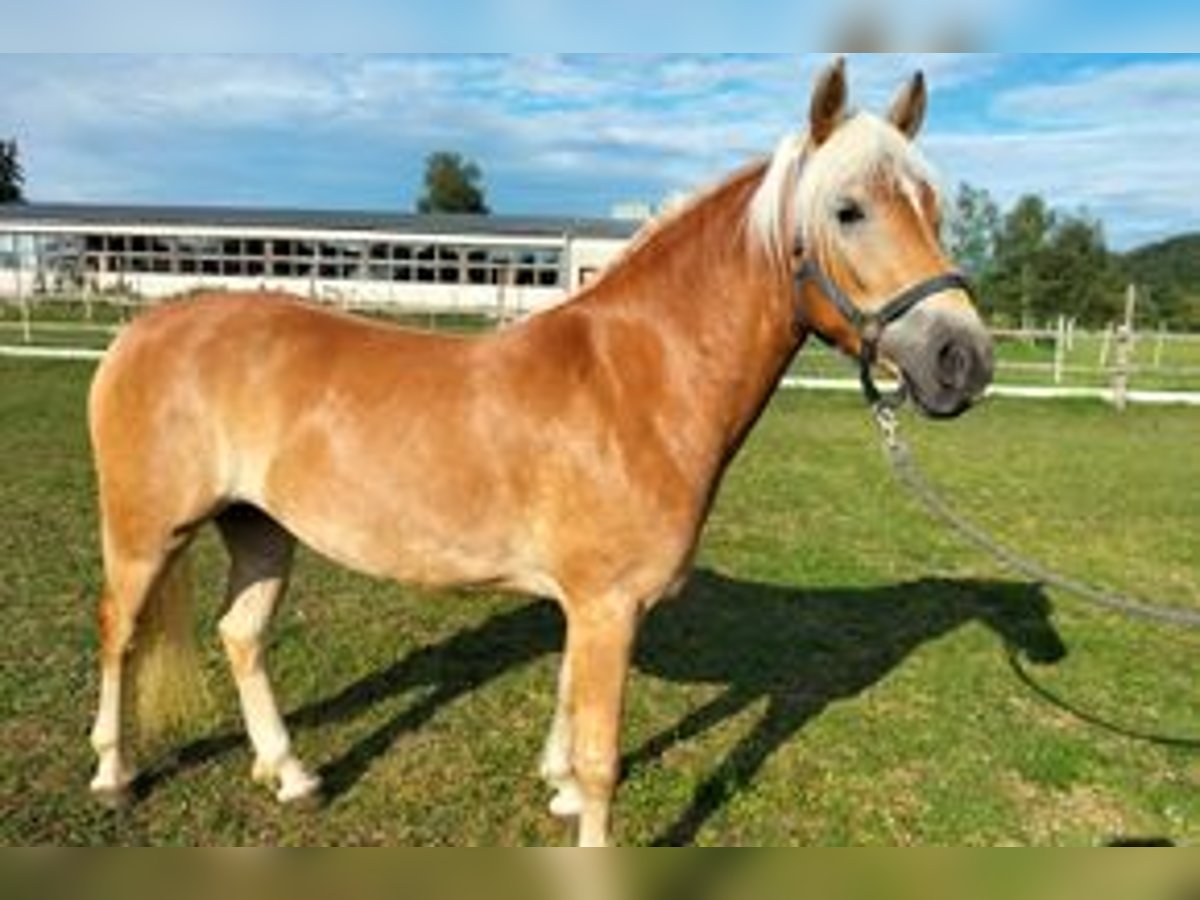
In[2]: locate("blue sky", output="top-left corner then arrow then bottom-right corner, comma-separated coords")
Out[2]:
2,54 -> 1199,249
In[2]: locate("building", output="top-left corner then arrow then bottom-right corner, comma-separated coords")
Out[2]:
0,203 -> 641,317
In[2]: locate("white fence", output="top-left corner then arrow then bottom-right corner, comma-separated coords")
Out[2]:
781,376 -> 1200,408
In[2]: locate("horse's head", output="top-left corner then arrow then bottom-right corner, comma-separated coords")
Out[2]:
787,58 -> 994,419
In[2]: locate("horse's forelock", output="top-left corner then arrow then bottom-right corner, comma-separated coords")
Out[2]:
748,113 -> 939,269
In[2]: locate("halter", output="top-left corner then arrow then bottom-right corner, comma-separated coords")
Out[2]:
794,256 -> 976,411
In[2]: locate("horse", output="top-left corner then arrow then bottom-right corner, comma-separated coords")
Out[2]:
86,58 -> 994,846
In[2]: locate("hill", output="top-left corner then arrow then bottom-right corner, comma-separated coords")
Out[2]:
1122,233 -> 1200,327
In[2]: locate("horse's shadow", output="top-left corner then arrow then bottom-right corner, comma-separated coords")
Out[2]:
138,570 -> 1067,844
630,571 -> 1066,845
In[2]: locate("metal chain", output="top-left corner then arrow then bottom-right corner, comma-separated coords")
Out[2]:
875,406 -> 1200,629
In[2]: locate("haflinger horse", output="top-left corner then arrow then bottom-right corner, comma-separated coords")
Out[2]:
87,59 -> 993,846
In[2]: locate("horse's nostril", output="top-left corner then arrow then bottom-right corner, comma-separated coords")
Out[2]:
937,341 -> 971,390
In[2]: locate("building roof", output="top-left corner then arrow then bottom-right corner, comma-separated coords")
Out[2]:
0,202 -> 643,242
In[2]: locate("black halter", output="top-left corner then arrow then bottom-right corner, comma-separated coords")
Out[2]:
794,257 -> 976,410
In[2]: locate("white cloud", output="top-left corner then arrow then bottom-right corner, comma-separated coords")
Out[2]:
2,54 -> 1195,247
994,59 -> 1200,125
929,57 -> 1200,247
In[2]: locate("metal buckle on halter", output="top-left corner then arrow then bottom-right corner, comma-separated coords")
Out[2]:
860,315 -> 883,354
873,401 -> 901,452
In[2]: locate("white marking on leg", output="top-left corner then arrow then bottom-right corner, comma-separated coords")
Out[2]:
89,574 -> 148,798
540,654 -> 583,818
219,561 -> 320,805
89,661 -> 133,794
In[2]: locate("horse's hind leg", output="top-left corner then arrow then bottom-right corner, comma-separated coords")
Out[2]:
216,506 -> 319,805
540,653 -> 584,819
89,554 -> 169,803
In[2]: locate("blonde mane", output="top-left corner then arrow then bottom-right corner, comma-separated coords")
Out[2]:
747,112 -> 939,268
568,158 -> 770,297
572,112 -> 939,301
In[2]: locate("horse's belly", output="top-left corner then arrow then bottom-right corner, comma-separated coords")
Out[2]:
249,469 -> 536,592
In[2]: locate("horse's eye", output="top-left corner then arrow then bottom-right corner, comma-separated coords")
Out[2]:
837,201 -> 866,227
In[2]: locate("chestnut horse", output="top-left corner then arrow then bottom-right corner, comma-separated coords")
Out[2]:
87,59 -> 993,845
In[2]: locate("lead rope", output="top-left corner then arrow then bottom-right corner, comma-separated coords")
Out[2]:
873,404 -> 1200,629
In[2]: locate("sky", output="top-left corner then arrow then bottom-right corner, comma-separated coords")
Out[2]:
2,53 -> 1199,250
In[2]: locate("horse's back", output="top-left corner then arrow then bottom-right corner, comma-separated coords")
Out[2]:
92,290 -> 480,428
89,292 -> 558,583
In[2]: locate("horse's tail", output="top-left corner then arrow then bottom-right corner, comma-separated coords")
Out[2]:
128,546 -> 212,750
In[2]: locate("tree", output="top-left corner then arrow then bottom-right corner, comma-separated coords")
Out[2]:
946,183 -> 999,280
1039,215 -> 1122,325
974,193 -> 1126,327
416,151 -> 489,215
985,194 -> 1056,327
0,139 -> 24,204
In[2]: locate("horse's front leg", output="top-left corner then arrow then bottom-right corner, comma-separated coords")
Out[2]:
562,599 -> 640,848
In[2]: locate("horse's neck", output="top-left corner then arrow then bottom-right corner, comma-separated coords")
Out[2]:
566,168 -> 802,464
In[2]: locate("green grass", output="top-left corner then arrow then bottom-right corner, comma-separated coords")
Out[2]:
0,297 -> 137,325
0,322 -> 117,350
1,358 -> 1198,846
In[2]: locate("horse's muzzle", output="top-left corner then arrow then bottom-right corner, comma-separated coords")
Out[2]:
890,316 -> 994,420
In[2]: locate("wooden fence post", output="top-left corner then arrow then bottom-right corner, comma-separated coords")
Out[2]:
1053,315 -> 1066,386
15,235 -> 31,345
1154,323 -> 1167,369
1112,284 -> 1138,412
1099,322 -> 1114,368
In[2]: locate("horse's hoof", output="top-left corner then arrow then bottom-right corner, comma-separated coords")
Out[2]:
281,788 -> 324,812
251,757 -> 277,787
277,773 -> 323,810
91,785 -> 132,811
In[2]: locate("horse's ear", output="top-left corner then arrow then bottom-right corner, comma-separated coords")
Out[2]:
888,71 -> 927,140
809,56 -> 848,146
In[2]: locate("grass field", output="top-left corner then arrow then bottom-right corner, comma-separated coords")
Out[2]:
1,358 -> 1198,846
